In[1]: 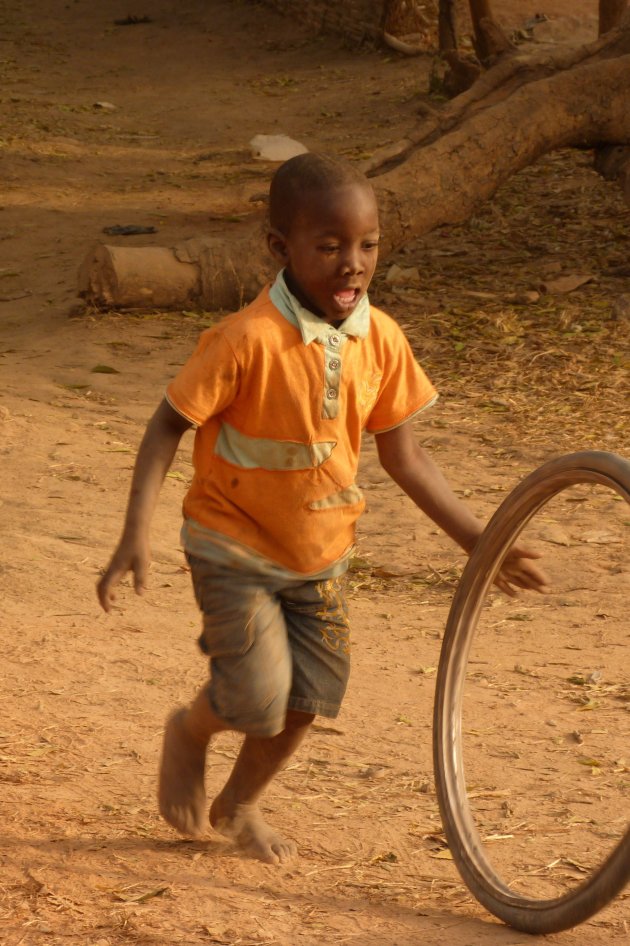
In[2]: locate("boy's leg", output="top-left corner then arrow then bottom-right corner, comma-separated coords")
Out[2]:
159,697 -> 314,860
160,560 -> 348,861
158,685 -> 228,837
208,575 -> 350,863
210,709 -> 315,864
160,554 -> 296,850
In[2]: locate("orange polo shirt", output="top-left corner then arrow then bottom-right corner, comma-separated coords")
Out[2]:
166,284 -> 437,574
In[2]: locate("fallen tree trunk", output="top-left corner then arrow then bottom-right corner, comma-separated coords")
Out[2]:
79,14 -> 630,312
374,48 -> 630,250
78,244 -> 200,310
363,13 -> 630,175
78,237 -> 274,312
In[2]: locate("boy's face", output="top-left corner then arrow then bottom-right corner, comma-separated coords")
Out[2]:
268,182 -> 380,323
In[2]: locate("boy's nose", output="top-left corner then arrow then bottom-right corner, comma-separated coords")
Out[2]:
340,249 -> 363,275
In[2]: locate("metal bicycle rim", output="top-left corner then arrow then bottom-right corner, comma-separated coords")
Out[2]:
433,451 -> 630,934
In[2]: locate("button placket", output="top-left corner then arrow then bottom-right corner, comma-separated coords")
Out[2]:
322,331 -> 344,419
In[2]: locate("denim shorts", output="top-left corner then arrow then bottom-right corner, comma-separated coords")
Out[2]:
186,553 -> 351,737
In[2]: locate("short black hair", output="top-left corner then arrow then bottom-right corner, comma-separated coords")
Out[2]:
269,153 -> 372,235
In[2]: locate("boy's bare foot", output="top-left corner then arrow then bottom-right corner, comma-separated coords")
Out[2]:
158,708 -> 208,837
210,794 -> 297,864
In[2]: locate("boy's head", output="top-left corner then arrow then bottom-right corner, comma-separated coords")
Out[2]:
267,153 -> 380,323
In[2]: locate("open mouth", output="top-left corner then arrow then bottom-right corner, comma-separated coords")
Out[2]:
333,288 -> 360,309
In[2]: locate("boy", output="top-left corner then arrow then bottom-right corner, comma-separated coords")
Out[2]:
97,153 -> 548,865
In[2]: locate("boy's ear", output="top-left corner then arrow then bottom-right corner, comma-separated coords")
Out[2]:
267,228 -> 289,264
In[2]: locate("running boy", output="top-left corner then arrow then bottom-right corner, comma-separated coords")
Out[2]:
97,153 -> 548,865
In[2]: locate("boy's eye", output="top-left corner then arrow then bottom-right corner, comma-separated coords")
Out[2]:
363,241 -> 379,250
319,244 -> 340,254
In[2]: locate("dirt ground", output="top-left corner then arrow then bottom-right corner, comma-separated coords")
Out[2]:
0,1 -> 628,944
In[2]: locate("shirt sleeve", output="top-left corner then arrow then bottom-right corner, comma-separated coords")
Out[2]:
364,314 -> 437,434
165,327 -> 240,426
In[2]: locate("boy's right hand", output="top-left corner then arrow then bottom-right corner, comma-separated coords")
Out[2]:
97,536 -> 150,613
95,398 -> 192,614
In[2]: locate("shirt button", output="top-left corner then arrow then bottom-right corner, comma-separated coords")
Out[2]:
329,334 -> 340,347
329,359 -> 340,370
326,389 -> 338,400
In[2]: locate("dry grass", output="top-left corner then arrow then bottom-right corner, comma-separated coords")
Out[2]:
376,150 -> 629,454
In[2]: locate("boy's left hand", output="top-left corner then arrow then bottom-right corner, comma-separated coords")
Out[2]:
494,543 -> 550,597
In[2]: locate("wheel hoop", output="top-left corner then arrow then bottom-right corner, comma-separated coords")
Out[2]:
433,451 -> 630,933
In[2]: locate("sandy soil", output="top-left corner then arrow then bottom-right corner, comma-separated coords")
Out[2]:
0,2 -> 628,945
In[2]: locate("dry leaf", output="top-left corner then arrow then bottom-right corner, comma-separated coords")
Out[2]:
541,273 -> 595,293
580,530 -> 619,545
538,525 -> 571,546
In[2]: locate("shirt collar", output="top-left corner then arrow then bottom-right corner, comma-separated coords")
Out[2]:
269,269 -> 370,345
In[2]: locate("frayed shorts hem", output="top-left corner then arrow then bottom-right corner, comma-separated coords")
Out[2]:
206,695 -> 340,739
287,696 -> 341,718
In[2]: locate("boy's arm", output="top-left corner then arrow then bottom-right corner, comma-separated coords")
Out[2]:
97,398 -> 193,612
374,420 -> 550,596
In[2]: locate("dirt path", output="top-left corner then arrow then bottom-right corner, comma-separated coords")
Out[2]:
0,2 -> 628,944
